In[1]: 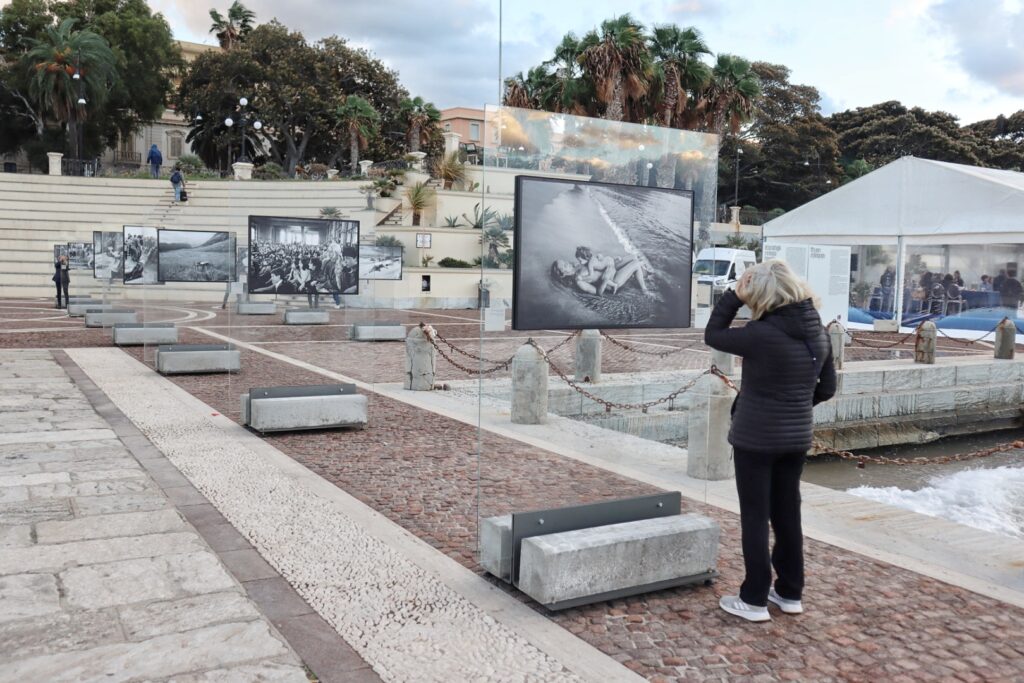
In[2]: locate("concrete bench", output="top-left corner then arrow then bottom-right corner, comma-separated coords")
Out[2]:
155,344 -> 240,375
517,515 -> 719,610
67,296 -> 99,304
68,302 -> 117,317
112,323 -> 178,346
84,309 -> 138,328
349,321 -> 406,341
240,384 -> 367,433
237,302 -> 276,315
284,309 -> 330,325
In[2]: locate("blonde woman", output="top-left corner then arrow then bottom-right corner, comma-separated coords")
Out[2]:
704,260 -> 837,622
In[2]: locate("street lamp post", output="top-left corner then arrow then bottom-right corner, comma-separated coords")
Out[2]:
733,144 -> 743,207
224,97 -> 262,164
72,50 -> 86,166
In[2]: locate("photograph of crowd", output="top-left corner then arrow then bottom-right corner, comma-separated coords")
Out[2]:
93,231 -> 124,280
248,216 -> 360,295
66,242 -> 94,271
157,229 -> 235,283
358,245 -> 403,280
513,177 -> 693,330
123,225 -> 160,285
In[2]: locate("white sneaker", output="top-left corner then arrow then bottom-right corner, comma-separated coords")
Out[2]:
719,595 -> 770,622
333,303 -> 341,309
768,588 -> 803,614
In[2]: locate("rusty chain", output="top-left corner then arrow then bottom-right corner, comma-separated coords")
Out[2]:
600,331 -> 703,357
525,338 -> 734,413
934,320 -> 1004,346
420,323 -> 579,377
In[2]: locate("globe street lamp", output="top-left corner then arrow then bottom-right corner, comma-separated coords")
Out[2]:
224,97 -> 262,164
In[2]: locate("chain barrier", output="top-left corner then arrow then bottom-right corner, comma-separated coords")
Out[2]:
419,323 -> 579,377
524,338 -> 735,413
600,331 -> 703,358
934,320 -> 1003,346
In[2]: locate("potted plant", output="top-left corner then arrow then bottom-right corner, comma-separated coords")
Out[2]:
421,254 -> 434,268
433,151 -> 466,190
405,181 -> 436,227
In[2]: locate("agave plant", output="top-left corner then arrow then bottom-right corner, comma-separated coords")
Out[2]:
319,207 -> 342,218
443,215 -> 463,228
479,225 -> 511,264
405,181 -> 436,226
462,203 -> 498,230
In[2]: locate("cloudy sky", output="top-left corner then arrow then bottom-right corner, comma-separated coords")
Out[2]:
115,0 -> 1024,123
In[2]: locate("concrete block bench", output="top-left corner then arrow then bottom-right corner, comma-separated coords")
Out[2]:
349,321 -> 406,341
284,309 -> 330,325
67,296 -> 99,304
68,302 -> 117,317
517,514 -> 719,610
240,384 -> 367,433
85,309 -> 138,327
155,344 -> 240,375
112,323 -> 178,346
237,302 -> 276,315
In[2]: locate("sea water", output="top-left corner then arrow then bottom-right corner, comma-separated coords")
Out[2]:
848,466 -> 1024,539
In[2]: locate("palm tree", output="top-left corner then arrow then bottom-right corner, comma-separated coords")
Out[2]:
433,151 -> 466,190
503,67 -> 548,110
540,34 -> 591,115
405,181 -> 435,226
578,14 -> 652,122
479,225 -> 510,265
24,18 -> 116,159
399,96 -> 440,153
648,25 -> 711,127
209,1 -> 256,50
703,54 -> 762,135
335,95 -> 379,172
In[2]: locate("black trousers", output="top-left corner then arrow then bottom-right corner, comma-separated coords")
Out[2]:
55,278 -> 68,304
733,447 -> 806,607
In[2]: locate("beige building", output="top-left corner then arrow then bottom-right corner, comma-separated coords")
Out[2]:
439,107 -> 493,151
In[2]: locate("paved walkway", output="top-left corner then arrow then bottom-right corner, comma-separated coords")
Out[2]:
0,350 -> 307,682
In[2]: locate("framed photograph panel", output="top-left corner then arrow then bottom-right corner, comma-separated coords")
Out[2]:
415,233 -> 432,249
67,242 -> 94,271
512,176 -> 694,330
157,229 -> 236,283
248,216 -> 360,295
93,230 -> 124,280
358,245 -> 403,280
123,225 -> 160,285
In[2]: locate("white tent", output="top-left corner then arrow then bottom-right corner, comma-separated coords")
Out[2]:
763,156 -> 1024,328
763,156 -> 1024,246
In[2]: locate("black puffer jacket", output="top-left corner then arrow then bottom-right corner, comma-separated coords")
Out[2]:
704,290 -> 837,454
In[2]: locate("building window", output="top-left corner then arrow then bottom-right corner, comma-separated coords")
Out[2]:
169,135 -> 183,159
444,123 -> 451,132
469,122 -> 480,141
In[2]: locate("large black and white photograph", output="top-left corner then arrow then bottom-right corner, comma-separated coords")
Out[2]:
123,225 -> 160,285
248,216 -> 359,295
66,242 -> 94,271
513,177 -> 693,330
157,229 -> 235,282
358,245 -> 403,280
93,231 -> 124,280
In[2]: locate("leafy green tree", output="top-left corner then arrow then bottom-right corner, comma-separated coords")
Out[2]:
399,95 -> 439,153
578,14 -> 652,122
335,95 -> 379,170
209,1 -> 255,50
0,0 -> 179,162
24,18 -> 116,159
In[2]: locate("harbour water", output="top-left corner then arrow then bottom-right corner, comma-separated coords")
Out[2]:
803,429 -> 1024,539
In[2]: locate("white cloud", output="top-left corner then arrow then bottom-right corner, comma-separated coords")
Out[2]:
929,0 -> 1024,96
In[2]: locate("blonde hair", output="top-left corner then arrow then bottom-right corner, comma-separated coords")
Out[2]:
743,259 -> 819,320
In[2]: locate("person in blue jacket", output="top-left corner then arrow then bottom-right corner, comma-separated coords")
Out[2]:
146,144 -> 162,178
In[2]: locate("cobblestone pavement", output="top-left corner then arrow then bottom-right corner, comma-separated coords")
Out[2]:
122,342 -> 1024,682
0,349 -> 307,683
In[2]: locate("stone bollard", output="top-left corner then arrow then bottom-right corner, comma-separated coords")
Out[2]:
995,318 -> 1016,360
710,348 -> 735,376
687,374 -> 734,480
404,327 -> 436,390
47,152 -> 63,176
511,343 -> 548,424
828,323 -> 846,370
574,330 -> 602,383
915,321 -> 937,364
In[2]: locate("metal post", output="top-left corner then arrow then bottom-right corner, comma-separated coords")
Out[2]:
733,143 -> 740,207
893,236 -> 905,327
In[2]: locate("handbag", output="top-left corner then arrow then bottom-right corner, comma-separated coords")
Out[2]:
179,188 -> 188,202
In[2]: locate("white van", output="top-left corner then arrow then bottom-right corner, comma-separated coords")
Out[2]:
693,247 -> 758,286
